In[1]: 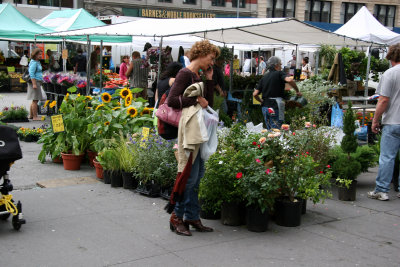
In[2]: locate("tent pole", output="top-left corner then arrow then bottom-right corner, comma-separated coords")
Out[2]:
100,40 -> 103,93
363,45 -> 372,125
86,36 -> 91,96
62,38 -> 66,73
250,50 -> 253,75
156,37 -> 163,90
257,47 -> 260,75
230,46 -> 234,92
315,51 -> 319,76
295,45 -> 299,69
8,41 -> 11,58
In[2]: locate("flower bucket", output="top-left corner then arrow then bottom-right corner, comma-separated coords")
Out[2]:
122,172 -> 138,189
52,156 -> 63,164
199,198 -> 221,220
338,180 -> 357,201
103,170 -> 111,184
86,150 -> 98,168
93,160 -> 103,179
61,152 -> 84,170
110,171 -> 123,188
274,197 -> 302,227
246,204 -> 270,232
221,201 -> 246,226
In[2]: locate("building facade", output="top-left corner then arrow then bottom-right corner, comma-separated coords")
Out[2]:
83,0 -> 257,18
260,0 -> 400,28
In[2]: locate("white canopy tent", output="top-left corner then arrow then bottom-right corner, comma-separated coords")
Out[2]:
334,6 -> 400,45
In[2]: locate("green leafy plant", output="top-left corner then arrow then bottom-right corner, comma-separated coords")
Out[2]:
0,106 -> 28,121
38,125 -> 62,163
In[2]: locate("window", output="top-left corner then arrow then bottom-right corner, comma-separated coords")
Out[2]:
266,0 -> 295,18
28,0 -> 38,4
374,5 -> 396,27
212,0 -> 225,7
340,2 -> 364,23
305,0 -> 331,23
14,0 -> 23,4
183,0 -> 196,4
232,0 -> 246,8
159,0 -> 172,2
38,0 -> 60,6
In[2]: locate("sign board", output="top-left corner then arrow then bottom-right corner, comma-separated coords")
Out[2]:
62,49 -> 68,60
51,115 -> 65,133
140,127 -> 150,147
7,66 -> 15,73
253,93 -> 262,105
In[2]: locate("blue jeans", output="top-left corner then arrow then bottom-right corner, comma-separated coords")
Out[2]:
174,154 -> 205,220
375,124 -> 400,193
262,106 -> 282,130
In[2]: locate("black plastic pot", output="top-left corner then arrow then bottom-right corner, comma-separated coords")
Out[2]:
47,83 -> 54,93
103,170 -> 111,184
275,197 -> 302,227
246,204 -> 270,232
221,201 -> 246,226
338,180 -> 357,201
110,171 -> 123,187
60,85 -> 68,95
135,181 -> 161,197
160,185 -> 173,200
55,84 -> 61,94
301,198 -> 307,215
199,199 -> 221,220
122,172 -> 138,189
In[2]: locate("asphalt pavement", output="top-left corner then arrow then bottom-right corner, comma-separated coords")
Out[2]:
1,92 -> 400,267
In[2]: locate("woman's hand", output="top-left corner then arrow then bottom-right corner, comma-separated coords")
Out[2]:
197,96 -> 208,108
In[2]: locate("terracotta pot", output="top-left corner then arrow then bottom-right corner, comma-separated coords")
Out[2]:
52,156 -> 63,163
93,160 -> 103,179
61,152 -> 84,170
87,150 -> 98,168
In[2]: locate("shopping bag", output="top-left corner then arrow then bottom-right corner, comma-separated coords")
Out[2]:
200,106 -> 219,161
331,103 -> 343,128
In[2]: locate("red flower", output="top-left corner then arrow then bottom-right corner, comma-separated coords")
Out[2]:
306,152 -> 309,155
236,172 -> 243,179
257,145 -> 261,148
292,132 -> 296,136
252,141 -> 257,146
327,165 -> 331,168
319,171 -> 324,174
265,169 -> 272,175
255,158 -> 261,163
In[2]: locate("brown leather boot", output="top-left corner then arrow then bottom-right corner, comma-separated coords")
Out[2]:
184,219 -> 213,232
170,212 -> 192,236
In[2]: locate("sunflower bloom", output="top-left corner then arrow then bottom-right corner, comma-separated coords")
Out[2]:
104,121 -> 110,126
127,107 -> 138,118
43,100 -> 50,108
140,107 -> 152,116
86,96 -> 93,100
49,101 -> 57,108
125,94 -> 132,107
112,106 -> 121,110
120,88 -> 130,99
64,93 -> 69,101
101,92 -> 112,103
96,104 -> 105,110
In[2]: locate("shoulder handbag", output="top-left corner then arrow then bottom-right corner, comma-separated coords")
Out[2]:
155,95 -> 182,128
22,69 -> 31,82
156,91 -> 179,140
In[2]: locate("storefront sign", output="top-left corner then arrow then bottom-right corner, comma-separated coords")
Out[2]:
140,8 -> 215,19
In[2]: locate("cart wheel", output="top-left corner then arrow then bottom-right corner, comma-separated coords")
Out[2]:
12,215 -> 21,230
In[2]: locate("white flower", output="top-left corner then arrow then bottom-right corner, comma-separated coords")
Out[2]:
219,161 -> 223,164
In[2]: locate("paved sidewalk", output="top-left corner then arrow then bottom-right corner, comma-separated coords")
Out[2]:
1,92 -> 400,266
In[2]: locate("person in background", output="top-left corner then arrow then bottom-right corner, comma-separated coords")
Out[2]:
242,57 -> 251,75
46,49 -> 57,72
301,57 -> 312,78
119,55 -> 129,80
167,40 -> 219,236
213,57 -> 227,97
258,56 -> 267,75
288,55 -> 296,69
251,53 -> 257,75
178,46 -> 186,67
73,48 -> 87,77
90,47 -> 100,75
19,50 -> 29,73
368,43 -> 400,201
253,56 -> 301,129
155,61 -> 183,104
165,46 -> 173,66
224,60 -> 230,76
125,51 -> 149,99
184,50 -> 191,67
233,55 -> 240,75
27,48 -> 43,121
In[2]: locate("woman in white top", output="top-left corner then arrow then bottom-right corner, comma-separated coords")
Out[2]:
301,57 -> 312,78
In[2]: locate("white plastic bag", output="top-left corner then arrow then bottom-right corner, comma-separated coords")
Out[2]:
200,106 -> 219,161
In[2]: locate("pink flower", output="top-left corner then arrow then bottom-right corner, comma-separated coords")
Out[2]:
281,124 -> 290,131
259,137 -> 266,144
173,144 -> 178,150
265,169 -> 272,175
292,132 -> 296,136
255,158 -> 261,163
305,122 -> 311,128
236,172 -> 243,179
313,124 -> 317,128
327,165 -> 331,168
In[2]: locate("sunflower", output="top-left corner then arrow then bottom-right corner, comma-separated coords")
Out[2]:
120,88 -> 130,99
86,96 -> 93,100
104,121 -> 110,126
43,100 -> 50,108
127,107 -> 138,118
125,94 -> 132,107
96,104 -> 105,110
49,101 -> 57,108
64,93 -> 69,101
140,107 -> 153,116
101,92 -> 112,103
112,106 -> 121,110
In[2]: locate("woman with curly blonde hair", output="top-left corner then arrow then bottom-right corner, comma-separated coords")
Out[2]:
167,40 -> 220,236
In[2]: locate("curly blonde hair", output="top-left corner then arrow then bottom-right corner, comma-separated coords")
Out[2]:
188,40 -> 220,61
386,43 -> 400,63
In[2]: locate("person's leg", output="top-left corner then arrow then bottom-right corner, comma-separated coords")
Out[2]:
182,154 -> 202,221
32,100 -> 39,120
261,106 -> 270,129
375,125 -> 400,193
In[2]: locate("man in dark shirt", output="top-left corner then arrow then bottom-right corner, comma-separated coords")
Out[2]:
73,48 -> 87,77
253,56 -> 301,129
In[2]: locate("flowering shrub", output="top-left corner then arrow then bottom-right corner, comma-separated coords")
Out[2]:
0,106 -> 28,121
57,73 -> 77,87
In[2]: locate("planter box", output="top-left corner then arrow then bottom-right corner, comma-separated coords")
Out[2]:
136,181 -> 160,197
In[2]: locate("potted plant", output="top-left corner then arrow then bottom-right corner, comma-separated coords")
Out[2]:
115,137 -> 138,189
96,148 -> 121,185
0,106 -> 29,123
38,125 -> 63,163
333,102 -> 361,201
